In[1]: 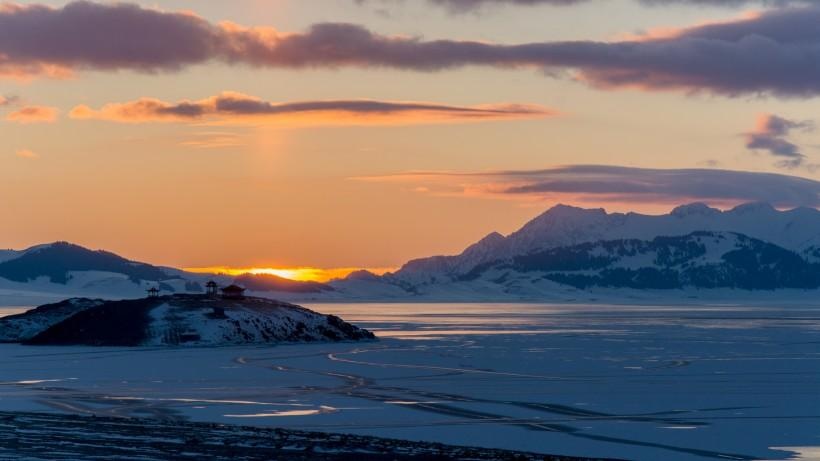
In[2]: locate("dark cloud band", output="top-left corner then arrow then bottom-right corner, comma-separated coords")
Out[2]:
364,0 -> 797,14
3,2 -> 820,96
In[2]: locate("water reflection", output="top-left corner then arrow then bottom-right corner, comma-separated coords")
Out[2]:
308,302 -> 820,338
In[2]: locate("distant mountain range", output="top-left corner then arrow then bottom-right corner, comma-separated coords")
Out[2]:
460,231 -> 820,290
2,202 -> 820,302
339,202 -> 820,299
391,203 -> 820,284
0,242 -> 332,303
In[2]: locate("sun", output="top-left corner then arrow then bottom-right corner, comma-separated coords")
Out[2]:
245,267 -> 325,282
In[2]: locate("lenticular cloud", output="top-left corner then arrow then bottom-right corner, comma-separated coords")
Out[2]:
358,165 -> 820,208
69,92 -> 554,125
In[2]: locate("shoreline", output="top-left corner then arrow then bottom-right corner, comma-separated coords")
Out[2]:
0,410 -> 619,461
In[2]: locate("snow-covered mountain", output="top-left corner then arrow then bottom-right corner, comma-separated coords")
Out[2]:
391,202 -> 820,286
460,231 -> 820,291
0,242 -> 177,284
0,242 -> 199,299
1,295 -> 374,346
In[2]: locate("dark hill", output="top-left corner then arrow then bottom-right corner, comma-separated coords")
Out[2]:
22,294 -> 373,347
234,273 -> 334,293
0,242 -> 173,284
27,297 -> 159,346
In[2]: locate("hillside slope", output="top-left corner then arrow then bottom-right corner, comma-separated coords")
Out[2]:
3,295 -> 374,346
463,231 -> 820,290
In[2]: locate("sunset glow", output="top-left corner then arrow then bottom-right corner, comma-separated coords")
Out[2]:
184,266 -> 395,283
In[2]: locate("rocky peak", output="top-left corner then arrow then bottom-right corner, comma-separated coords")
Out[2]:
730,202 -> 776,215
671,203 -> 721,218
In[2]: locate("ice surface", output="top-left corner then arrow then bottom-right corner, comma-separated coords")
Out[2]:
1,302 -> 819,461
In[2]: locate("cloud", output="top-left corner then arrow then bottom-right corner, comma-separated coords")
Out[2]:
431,0 -> 586,12
14,149 -> 38,159
179,131 -> 245,149
69,92 -> 554,125
0,95 -> 19,107
5,105 -> 58,123
0,1 -> 219,77
361,0 -> 797,14
360,0 -> 587,14
745,114 -> 814,169
4,2 -> 820,96
354,165 -> 820,207
641,0 -> 794,5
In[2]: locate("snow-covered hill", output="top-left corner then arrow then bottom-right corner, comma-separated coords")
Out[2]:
0,242 -> 179,285
0,249 -> 21,264
0,298 -> 105,342
3,295 -> 374,346
0,242 -> 202,301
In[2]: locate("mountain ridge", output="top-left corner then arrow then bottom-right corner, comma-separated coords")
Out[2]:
3,202 -> 820,301
463,231 -> 820,290
390,202 -> 820,287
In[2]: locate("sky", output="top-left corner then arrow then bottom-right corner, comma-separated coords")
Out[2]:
2,0 -> 820,278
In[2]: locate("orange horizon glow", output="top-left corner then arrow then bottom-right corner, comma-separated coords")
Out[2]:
184,266 -> 396,283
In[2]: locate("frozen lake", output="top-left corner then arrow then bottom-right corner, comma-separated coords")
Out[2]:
1,302 -> 819,461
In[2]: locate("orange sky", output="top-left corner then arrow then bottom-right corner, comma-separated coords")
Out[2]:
2,1 -> 819,273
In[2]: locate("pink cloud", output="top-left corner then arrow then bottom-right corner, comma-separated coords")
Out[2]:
15,149 -> 38,159
744,114 -> 814,169
0,95 -> 19,106
5,105 -> 58,123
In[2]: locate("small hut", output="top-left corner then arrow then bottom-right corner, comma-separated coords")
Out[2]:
220,284 -> 246,300
146,287 -> 160,298
205,280 -> 218,296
